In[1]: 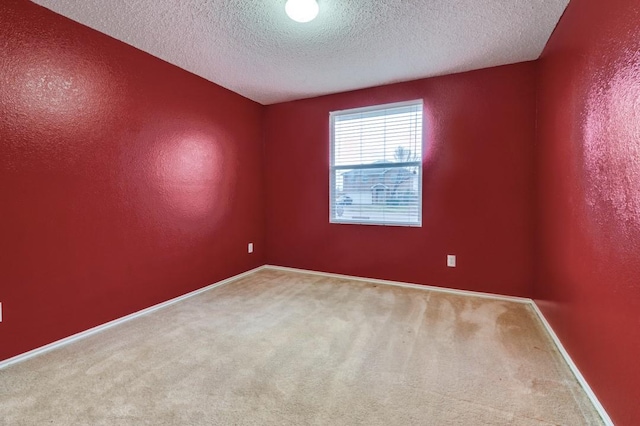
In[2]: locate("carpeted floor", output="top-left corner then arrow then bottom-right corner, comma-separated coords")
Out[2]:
0,269 -> 603,425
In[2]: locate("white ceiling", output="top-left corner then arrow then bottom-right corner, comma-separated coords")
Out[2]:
31,0 -> 570,105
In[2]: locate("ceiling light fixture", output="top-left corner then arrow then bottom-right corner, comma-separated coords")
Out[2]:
285,0 -> 319,23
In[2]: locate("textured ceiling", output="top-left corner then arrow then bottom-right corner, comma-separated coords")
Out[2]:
31,0 -> 570,105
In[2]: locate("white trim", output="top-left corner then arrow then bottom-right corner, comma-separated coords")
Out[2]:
329,99 -> 424,117
0,266 -> 266,371
529,302 -> 614,425
263,265 -> 530,304
0,263 -> 613,424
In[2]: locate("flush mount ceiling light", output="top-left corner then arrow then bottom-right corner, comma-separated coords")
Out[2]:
285,0 -> 319,23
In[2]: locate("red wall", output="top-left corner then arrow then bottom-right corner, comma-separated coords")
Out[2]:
0,0 -> 265,362
264,63 -> 537,298
535,0 -> 640,423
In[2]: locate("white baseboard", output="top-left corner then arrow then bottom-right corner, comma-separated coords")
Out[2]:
263,264 -> 531,304
0,265 -> 266,371
265,265 -> 613,424
529,302 -> 613,425
0,263 -> 613,424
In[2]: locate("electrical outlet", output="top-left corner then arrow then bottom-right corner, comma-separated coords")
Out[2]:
447,255 -> 456,268
248,243 -> 254,254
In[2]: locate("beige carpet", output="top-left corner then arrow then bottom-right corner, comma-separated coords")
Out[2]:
0,269 -> 603,425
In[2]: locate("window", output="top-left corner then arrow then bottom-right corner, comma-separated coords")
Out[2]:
330,100 -> 423,226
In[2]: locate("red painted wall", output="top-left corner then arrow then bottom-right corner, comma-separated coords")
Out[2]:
264,63 -> 537,298
535,0 -> 640,423
0,0 -> 264,362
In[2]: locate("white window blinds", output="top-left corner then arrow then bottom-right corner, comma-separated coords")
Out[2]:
330,100 -> 423,226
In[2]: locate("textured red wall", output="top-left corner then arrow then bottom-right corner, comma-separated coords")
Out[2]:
535,0 -> 640,424
0,0 -> 264,362
264,63 -> 537,298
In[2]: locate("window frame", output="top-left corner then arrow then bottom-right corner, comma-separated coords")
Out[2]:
329,99 -> 424,227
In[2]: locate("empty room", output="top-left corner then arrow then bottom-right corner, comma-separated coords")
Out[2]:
1,0 -> 638,424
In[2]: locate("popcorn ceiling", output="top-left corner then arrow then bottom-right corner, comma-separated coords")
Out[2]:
31,0 -> 570,105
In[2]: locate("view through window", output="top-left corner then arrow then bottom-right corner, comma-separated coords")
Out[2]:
330,100 -> 423,226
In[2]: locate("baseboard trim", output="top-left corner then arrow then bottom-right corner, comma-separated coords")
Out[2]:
0,265 -> 266,371
1,263 -> 613,424
529,302 -> 613,425
265,265 -> 613,424
263,264 -> 531,304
